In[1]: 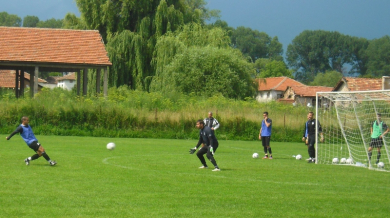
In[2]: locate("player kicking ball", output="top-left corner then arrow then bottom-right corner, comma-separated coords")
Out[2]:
6,116 -> 57,166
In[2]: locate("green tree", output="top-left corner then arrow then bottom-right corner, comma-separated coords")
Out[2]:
0,11 -> 22,26
365,36 -> 390,77
309,70 -> 342,87
287,30 -> 353,83
255,59 -> 293,78
36,18 -> 63,28
150,23 -> 255,99
231,26 -> 282,62
348,37 -> 369,75
62,13 -> 87,29
23,15 -> 39,27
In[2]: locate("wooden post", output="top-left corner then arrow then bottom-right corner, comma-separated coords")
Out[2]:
34,66 -> 38,96
20,69 -> 25,97
76,70 -> 81,95
15,69 -> 19,98
103,67 -> 108,97
83,68 -> 88,96
96,68 -> 101,94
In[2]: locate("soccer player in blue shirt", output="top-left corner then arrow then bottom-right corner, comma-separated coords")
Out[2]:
302,112 -> 323,163
259,112 -> 273,159
6,116 -> 57,166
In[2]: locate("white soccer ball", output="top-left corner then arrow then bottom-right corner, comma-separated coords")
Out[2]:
378,162 -> 385,168
107,142 -> 116,150
296,154 -> 302,160
332,158 -> 339,164
340,158 -> 347,164
346,158 -> 353,164
252,153 -> 259,158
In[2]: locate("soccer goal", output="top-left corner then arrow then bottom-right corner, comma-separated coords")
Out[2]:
316,90 -> 390,171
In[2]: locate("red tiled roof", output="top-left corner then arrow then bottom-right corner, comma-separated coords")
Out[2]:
57,73 -> 76,81
258,77 -> 304,91
0,27 -> 111,66
289,85 -> 333,97
0,70 -> 46,88
334,77 -> 382,91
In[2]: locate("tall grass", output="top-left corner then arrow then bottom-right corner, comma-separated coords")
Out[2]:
0,87 -> 310,141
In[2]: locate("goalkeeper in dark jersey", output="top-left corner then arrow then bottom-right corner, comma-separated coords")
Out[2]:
189,119 -> 220,171
6,116 -> 57,166
302,112 -> 323,163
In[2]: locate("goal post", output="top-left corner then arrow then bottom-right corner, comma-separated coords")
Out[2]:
316,90 -> 390,171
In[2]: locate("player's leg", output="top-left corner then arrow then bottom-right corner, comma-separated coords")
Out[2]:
368,142 -> 373,161
206,145 -> 220,171
307,136 -> 316,162
36,143 -> 56,166
261,137 -> 268,159
266,137 -> 272,159
376,145 -> 381,164
25,141 -> 41,165
196,147 -> 208,168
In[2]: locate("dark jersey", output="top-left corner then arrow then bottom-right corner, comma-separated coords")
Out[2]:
196,126 -> 218,148
303,119 -> 322,137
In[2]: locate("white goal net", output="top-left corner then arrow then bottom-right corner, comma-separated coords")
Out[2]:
316,90 -> 390,171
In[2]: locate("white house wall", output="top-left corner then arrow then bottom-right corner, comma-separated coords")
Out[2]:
57,80 -> 76,90
256,90 -> 282,102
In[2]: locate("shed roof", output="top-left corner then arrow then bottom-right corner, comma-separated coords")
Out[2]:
333,77 -> 382,91
57,73 -> 76,81
258,77 -> 304,91
0,27 -> 111,67
288,85 -> 333,97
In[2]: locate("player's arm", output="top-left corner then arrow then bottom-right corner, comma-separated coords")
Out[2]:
259,127 -> 262,140
190,136 -> 203,154
302,122 -> 307,141
318,121 -> 324,142
6,126 -> 23,140
381,124 -> 389,138
212,119 -> 220,130
264,118 -> 271,127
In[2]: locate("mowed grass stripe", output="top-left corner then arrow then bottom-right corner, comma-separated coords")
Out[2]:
0,135 -> 389,218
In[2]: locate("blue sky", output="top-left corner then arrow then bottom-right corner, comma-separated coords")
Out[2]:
1,0 -> 390,53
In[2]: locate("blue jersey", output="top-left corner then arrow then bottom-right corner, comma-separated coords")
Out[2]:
261,118 -> 272,136
19,124 -> 38,146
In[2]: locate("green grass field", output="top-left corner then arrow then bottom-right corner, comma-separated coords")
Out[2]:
1,134 -> 389,218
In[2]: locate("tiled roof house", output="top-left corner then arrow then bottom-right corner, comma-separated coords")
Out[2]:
281,85 -> 333,106
256,77 -> 304,102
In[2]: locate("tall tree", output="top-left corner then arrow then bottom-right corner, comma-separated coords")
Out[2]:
365,35 -> 390,77
348,37 -> 369,75
0,12 -> 22,26
23,15 -> 39,27
62,13 -> 87,30
231,26 -> 282,62
287,30 -> 354,83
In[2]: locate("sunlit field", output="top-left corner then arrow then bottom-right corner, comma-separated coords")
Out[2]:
1,135 -> 389,218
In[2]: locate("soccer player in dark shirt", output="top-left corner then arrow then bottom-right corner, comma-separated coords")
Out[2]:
189,119 -> 220,171
368,113 -> 389,165
6,116 -> 57,166
302,112 -> 323,163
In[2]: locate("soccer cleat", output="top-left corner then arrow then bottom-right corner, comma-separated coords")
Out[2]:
306,158 -> 312,161
262,156 -> 268,159
212,168 -> 220,171
50,161 -> 57,166
24,158 -> 30,166
376,160 -> 379,164
199,166 -> 208,169
269,156 -> 273,159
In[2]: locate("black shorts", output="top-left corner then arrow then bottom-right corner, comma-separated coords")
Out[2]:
29,141 -> 41,152
261,136 -> 271,146
370,137 -> 383,148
